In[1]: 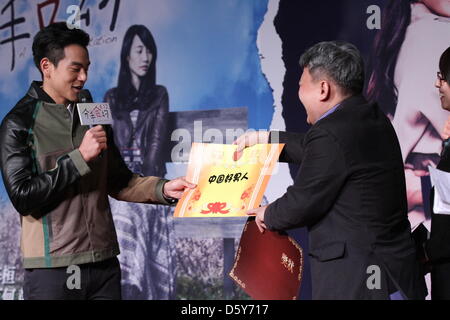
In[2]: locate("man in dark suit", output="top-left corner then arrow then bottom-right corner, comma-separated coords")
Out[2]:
235,41 -> 426,299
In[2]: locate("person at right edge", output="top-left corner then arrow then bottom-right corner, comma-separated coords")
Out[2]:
234,41 -> 427,300
426,46 -> 450,300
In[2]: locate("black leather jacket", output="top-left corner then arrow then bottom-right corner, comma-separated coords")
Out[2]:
0,81 -> 170,268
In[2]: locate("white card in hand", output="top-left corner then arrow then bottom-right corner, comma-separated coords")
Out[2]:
429,166 -> 450,215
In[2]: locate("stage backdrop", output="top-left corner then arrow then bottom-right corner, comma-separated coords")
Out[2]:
0,0 -> 445,300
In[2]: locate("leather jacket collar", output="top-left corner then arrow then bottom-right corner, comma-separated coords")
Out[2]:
27,81 -> 57,104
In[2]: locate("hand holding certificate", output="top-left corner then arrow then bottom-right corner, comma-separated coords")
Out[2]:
174,142 -> 284,218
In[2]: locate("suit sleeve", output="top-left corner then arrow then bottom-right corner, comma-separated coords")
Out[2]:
265,128 -> 348,230
0,115 -> 89,217
270,131 -> 306,164
426,188 -> 450,262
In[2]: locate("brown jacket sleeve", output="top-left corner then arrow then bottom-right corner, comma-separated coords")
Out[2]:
105,125 -> 172,205
111,174 -> 171,205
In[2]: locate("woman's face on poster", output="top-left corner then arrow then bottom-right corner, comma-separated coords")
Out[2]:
422,0 -> 450,17
128,35 -> 152,77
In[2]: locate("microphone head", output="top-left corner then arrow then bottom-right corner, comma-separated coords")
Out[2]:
78,89 -> 93,103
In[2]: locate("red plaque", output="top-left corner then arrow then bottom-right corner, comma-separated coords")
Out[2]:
229,217 -> 304,300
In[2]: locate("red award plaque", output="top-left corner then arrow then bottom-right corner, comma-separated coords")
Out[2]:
229,217 -> 304,300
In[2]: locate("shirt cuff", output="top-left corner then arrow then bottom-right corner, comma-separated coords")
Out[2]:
268,131 -> 279,144
156,179 -> 178,206
68,149 -> 91,176
269,130 -> 290,144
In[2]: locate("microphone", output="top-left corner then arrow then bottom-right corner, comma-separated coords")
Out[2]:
76,89 -> 113,127
78,89 -> 93,104
76,89 -> 113,159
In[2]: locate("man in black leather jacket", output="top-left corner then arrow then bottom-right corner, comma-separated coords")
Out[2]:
0,22 -> 193,300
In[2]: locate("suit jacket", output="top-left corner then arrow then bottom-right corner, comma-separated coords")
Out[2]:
427,141 -> 450,263
426,141 -> 450,299
265,95 -> 426,299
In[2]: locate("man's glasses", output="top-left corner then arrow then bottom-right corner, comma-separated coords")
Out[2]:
437,71 -> 446,82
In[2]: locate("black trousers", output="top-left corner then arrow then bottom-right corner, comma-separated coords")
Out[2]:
432,260 -> 450,300
23,257 -> 122,300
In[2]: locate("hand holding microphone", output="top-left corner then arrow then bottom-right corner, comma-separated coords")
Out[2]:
77,89 -> 113,162
79,125 -> 107,162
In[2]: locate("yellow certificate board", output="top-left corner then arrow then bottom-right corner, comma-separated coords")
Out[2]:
174,143 -> 284,218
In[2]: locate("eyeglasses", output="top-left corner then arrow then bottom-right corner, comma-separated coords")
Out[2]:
437,71 -> 446,82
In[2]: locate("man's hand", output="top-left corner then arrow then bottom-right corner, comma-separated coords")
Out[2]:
233,131 -> 270,161
442,115 -> 450,140
79,125 -> 107,162
163,177 -> 196,199
247,205 -> 268,233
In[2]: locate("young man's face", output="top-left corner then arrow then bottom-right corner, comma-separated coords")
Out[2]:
43,44 -> 90,104
436,71 -> 450,111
